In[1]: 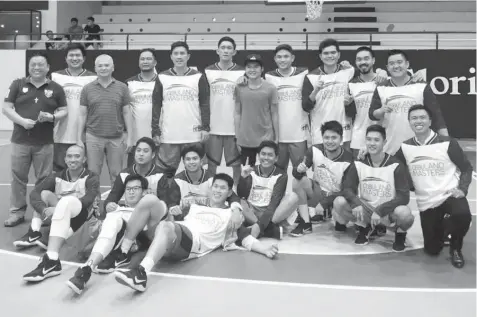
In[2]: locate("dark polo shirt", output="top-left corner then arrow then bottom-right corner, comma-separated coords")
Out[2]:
80,78 -> 131,139
4,77 -> 67,145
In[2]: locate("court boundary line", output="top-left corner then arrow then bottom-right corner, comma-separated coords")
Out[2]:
0,248 -> 474,294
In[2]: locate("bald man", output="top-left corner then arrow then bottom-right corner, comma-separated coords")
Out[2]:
77,54 -> 133,185
14,145 -> 100,255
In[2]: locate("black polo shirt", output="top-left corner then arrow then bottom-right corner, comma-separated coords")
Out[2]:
4,77 -> 67,145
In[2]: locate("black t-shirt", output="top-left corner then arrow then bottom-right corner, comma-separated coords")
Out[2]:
84,24 -> 101,40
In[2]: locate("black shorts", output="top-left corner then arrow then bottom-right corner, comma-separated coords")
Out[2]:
164,223 -> 193,261
70,207 -> 90,232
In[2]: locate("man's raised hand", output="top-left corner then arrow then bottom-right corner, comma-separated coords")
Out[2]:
241,157 -> 254,178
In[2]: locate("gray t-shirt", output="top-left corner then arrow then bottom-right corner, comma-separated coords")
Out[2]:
235,80 -> 278,147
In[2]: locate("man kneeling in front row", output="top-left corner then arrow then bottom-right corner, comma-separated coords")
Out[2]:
334,125 -> 415,252
114,173 -> 278,292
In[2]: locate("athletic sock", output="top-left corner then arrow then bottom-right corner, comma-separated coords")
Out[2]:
140,257 -> 155,272
298,204 -> 310,223
46,251 -> 59,260
31,218 -> 43,232
66,227 -> 74,239
121,238 -> 133,254
396,227 -> 406,233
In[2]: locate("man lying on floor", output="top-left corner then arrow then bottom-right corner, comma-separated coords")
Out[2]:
21,145 -> 100,281
236,141 -> 299,241
114,173 -> 277,292
336,124 -> 414,252
290,120 -> 353,237
65,174 -> 168,294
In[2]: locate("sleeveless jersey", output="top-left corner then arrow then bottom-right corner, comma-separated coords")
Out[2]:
310,146 -> 352,193
51,72 -> 96,144
179,204 -> 234,259
265,68 -> 309,143
307,67 -> 354,144
159,72 -> 203,143
175,170 -> 214,209
247,171 -> 281,207
205,64 -> 244,135
376,82 -> 425,154
126,75 -> 157,143
348,79 -> 377,150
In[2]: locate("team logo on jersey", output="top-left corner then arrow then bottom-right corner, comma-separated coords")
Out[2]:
361,177 -> 393,198
319,82 -> 347,101
22,87 -> 28,93
210,78 -> 236,96
277,85 -> 302,102
354,90 -> 375,99
44,89 -> 53,98
409,156 -> 445,177
249,185 -> 273,205
384,95 -> 418,113
315,164 -> 341,192
182,192 -> 209,208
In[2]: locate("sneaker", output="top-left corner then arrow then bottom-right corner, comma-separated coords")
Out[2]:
35,234 -> 49,250
96,249 -> 131,274
392,232 -> 407,252
13,228 -> 42,248
23,254 -> 62,282
334,222 -> 347,232
289,222 -> 312,237
114,266 -> 147,292
66,266 -> 92,295
264,223 -> 283,240
370,224 -> 387,238
310,214 -> 325,224
450,249 -> 465,269
354,226 -> 371,245
4,214 -> 25,227
294,214 -> 303,224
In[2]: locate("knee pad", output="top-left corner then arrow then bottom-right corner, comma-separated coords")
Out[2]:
99,212 -> 125,239
52,196 -> 82,220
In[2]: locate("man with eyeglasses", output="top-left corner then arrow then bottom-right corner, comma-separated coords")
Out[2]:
369,49 -> 448,155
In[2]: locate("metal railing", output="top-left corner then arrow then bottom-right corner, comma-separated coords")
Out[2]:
2,31 -> 476,50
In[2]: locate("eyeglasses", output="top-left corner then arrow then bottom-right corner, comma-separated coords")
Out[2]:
125,186 -> 142,193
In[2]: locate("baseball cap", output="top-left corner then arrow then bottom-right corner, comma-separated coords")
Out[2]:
245,54 -> 263,66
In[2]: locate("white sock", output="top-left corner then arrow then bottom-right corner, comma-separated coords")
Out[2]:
140,257 -> 155,272
66,228 -> 74,239
46,251 -> 59,260
121,238 -> 133,254
31,218 -> 42,232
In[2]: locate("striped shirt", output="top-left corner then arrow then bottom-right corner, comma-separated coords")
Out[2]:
80,79 -> 131,138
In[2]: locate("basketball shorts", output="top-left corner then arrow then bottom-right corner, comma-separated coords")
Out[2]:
277,141 -> 307,170
307,180 -> 339,211
156,142 -> 203,172
206,134 -> 241,167
243,200 -> 297,227
164,223 -> 194,261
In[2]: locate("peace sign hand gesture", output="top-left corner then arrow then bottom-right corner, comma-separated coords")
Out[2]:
241,157 -> 254,178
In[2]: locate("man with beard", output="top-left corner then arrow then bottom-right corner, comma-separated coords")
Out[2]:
152,41 -> 210,174
395,105 -> 472,268
265,44 -> 309,171
51,43 -> 96,172
205,37 -> 244,187
126,48 -> 159,166
337,125 -> 414,251
369,49 -> 448,155
20,145 -> 100,282
290,121 -> 353,236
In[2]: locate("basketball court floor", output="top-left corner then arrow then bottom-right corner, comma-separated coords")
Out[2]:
0,135 -> 475,317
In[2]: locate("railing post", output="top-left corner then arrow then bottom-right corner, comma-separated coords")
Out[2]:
244,34 -> 247,50
435,33 -> 439,50
369,33 -> 373,49
306,33 -> 309,50
13,34 -> 17,49
126,34 -> 129,50
184,33 -> 188,43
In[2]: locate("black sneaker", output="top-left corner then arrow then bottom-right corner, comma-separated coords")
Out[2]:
264,223 -> 283,240
96,249 -> 131,274
354,226 -> 371,245
23,254 -> 62,282
289,222 -> 312,237
66,266 -> 92,295
310,214 -> 325,224
294,214 -> 303,224
114,266 -> 147,292
334,222 -> 347,232
392,232 -> 407,252
35,234 -> 48,250
450,249 -> 465,269
370,224 -> 387,238
13,228 -> 42,248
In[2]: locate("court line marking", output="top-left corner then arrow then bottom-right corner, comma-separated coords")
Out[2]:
0,248 -> 474,294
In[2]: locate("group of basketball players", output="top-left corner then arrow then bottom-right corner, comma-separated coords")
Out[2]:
7,36 -> 473,295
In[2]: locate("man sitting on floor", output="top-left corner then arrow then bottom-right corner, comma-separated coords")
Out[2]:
395,105 -> 473,268
66,174 -> 167,294
336,124 -> 414,252
113,173 -> 248,292
237,141 -> 299,240
21,145 -> 100,282
290,121 -> 353,237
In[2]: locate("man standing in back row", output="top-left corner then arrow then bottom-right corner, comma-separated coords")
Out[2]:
152,41 -> 210,174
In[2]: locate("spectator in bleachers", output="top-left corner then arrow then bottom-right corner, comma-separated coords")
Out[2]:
45,31 -> 62,50
66,18 -> 84,41
84,17 -> 102,49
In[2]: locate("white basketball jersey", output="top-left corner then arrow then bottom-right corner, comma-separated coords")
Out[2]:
377,83 -> 425,154
265,70 -> 310,142
205,69 -> 244,135
176,178 -> 212,209
51,73 -> 96,144
311,147 -> 351,193
159,73 -> 202,143
128,80 -> 155,143
247,172 -> 281,207
355,161 -> 398,208
307,67 -> 354,144
348,81 -> 377,150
